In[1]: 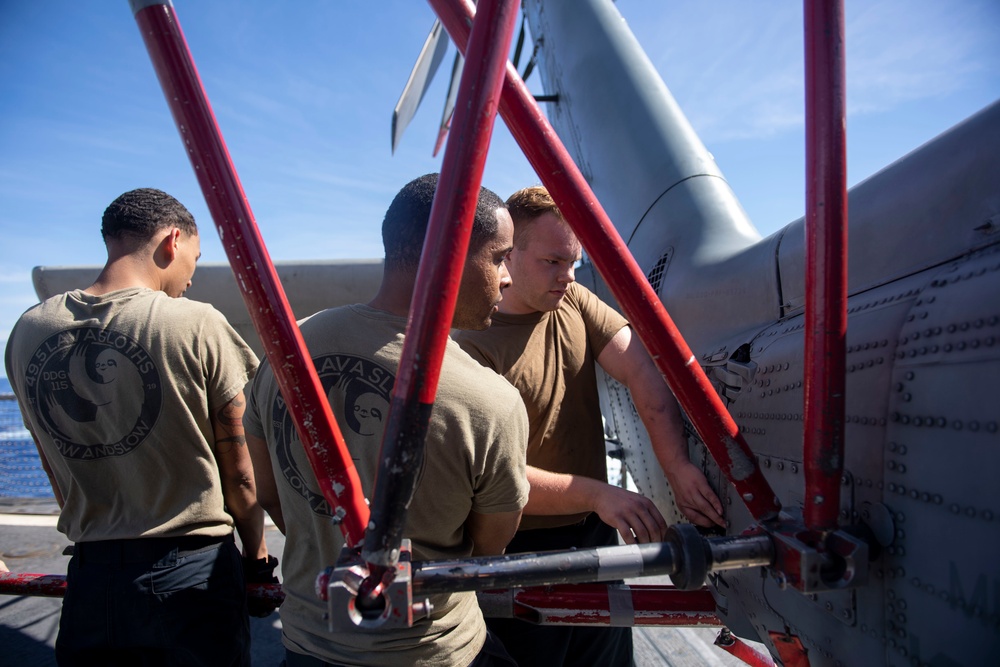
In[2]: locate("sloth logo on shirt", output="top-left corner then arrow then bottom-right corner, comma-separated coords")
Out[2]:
23,327 -> 162,460
271,354 -> 394,517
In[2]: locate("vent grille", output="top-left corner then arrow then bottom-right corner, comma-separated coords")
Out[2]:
646,248 -> 673,293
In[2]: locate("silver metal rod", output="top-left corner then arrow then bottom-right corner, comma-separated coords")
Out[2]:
707,534 -> 775,570
411,533 -> 776,595
413,543 -> 676,595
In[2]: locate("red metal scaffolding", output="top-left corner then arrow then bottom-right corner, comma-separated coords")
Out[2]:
0,4 -> 857,664
802,0 -> 848,532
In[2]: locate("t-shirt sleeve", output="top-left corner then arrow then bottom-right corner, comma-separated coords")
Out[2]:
470,389 -> 530,514
573,283 -> 629,358
242,363 -> 268,441
199,306 -> 259,410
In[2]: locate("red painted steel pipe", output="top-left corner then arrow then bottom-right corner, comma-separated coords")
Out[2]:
130,1 -> 369,545
0,572 -> 67,598
0,572 -> 284,607
429,0 -> 781,521
803,0 -> 848,531
360,0 -> 521,568
715,629 -> 777,667
506,584 -> 721,626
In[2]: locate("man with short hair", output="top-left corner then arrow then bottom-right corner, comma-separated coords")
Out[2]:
5,188 -> 269,666
455,185 -> 726,667
244,173 -> 528,667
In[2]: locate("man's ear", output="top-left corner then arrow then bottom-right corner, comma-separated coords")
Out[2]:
161,228 -> 180,261
152,228 -> 180,269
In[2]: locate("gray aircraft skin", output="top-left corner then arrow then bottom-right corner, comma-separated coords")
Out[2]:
519,1 -> 999,666
31,1 -> 1000,665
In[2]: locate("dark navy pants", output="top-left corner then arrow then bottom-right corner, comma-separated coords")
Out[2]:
55,534 -> 249,666
486,514 -> 634,667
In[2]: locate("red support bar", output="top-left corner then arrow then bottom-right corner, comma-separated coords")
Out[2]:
429,0 -> 781,522
0,572 -> 284,608
715,628 -> 777,667
803,0 -> 848,531
0,572 -> 67,598
360,0 -> 521,567
130,1 -> 369,545
503,584 -> 721,626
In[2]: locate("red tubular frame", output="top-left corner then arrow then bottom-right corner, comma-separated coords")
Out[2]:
803,0 -> 847,531
429,0 -> 781,521
360,0 -> 521,567
0,572 -> 68,598
131,2 -> 369,545
507,584 -> 720,626
0,572 -> 284,607
715,629 -> 778,667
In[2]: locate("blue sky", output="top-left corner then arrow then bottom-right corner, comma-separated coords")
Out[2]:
2,0 -> 998,376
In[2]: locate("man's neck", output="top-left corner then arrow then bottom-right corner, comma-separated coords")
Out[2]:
366,268 -> 414,318
497,290 -> 540,316
84,257 -> 159,296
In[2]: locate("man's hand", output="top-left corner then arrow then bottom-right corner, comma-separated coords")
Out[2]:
243,555 -> 280,617
665,460 -> 725,528
592,484 -> 668,544
523,466 -> 667,544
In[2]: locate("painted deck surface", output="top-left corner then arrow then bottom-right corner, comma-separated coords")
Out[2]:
0,502 -> 758,666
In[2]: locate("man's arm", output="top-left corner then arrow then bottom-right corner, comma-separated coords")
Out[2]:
597,326 -> 725,528
465,509 -> 522,556
246,433 -> 286,534
523,465 -> 667,544
212,391 -> 269,557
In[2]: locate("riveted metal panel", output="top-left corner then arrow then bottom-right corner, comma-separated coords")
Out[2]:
598,369 -> 685,525
880,246 -> 1000,666
706,247 -> 1000,665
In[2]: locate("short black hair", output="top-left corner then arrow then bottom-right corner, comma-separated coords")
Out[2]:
381,173 -> 506,271
101,188 -> 197,242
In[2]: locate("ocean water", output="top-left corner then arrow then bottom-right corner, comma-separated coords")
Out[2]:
0,376 -> 54,498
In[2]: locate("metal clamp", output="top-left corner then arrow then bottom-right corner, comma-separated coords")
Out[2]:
319,539 -> 433,631
764,521 -> 869,593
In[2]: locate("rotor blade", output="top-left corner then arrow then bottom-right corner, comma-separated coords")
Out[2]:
433,51 -> 465,157
391,20 -> 449,154
522,51 -> 536,83
511,13 -> 527,70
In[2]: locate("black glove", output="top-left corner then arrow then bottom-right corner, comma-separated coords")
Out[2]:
243,555 -> 280,617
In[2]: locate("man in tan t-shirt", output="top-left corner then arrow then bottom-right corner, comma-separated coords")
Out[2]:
455,185 -> 726,667
4,188 -> 270,665
244,174 -> 529,667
